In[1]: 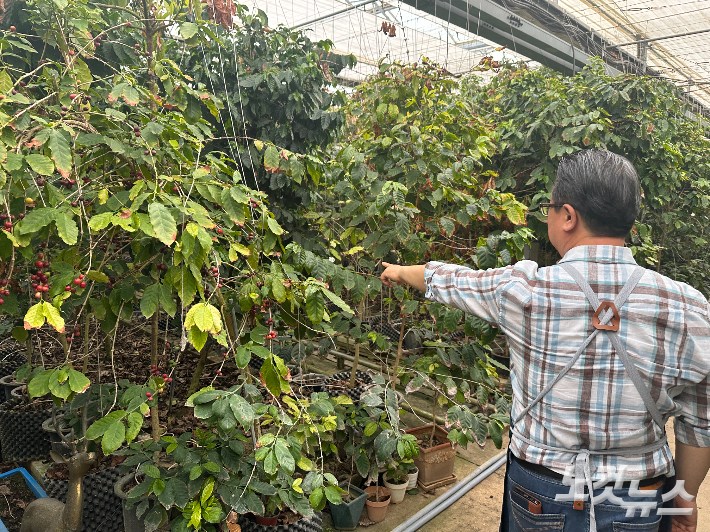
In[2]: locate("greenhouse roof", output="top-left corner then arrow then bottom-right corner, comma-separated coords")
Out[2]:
256,0 -> 710,114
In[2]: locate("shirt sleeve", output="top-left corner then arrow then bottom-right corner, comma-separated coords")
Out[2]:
673,307 -> 710,447
424,261 -> 514,326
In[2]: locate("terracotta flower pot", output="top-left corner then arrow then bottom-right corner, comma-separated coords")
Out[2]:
364,486 -> 390,523
256,508 -> 280,526
404,424 -> 457,485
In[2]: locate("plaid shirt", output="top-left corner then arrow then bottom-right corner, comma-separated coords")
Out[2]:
425,245 -> 710,480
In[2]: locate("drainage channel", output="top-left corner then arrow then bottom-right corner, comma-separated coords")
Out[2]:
390,451 -> 507,532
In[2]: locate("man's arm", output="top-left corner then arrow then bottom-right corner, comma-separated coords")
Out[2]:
675,441 -> 710,497
672,441 -> 710,532
380,262 -> 426,292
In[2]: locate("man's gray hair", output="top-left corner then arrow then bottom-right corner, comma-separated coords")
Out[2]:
552,149 -> 642,238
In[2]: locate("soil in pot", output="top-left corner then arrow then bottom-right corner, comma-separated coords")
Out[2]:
0,466 -> 36,532
363,486 -> 390,523
238,510 -> 323,532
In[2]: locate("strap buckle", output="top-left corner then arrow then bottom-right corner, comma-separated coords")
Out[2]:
593,301 -> 620,332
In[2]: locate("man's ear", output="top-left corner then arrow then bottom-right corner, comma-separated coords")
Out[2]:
561,204 -> 579,232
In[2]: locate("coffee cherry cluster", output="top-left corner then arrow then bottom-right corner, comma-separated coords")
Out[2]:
72,273 -> 86,288
0,213 -> 16,231
31,254 -> 51,298
150,364 -> 172,383
266,331 -> 277,340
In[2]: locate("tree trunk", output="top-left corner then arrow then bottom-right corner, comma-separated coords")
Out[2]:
187,341 -> 210,397
82,313 -> 90,373
150,309 -> 160,441
390,316 -> 406,390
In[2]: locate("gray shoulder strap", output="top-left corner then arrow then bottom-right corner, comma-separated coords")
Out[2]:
560,263 -> 665,430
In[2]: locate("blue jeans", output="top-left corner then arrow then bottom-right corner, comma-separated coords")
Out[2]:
500,451 -> 674,532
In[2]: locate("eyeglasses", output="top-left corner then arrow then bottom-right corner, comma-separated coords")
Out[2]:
539,203 -> 566,217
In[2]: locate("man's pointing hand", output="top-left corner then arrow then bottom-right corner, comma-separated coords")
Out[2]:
380,263 -> 427,292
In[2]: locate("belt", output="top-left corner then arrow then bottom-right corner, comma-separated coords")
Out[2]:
513,454 -> 666,491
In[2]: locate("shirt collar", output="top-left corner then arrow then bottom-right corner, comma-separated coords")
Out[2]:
558,245 -> 638,265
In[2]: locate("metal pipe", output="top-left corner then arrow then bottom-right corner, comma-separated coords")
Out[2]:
329,349 -> 381,371
291,0 -> 376,29
616,28 -> 710,47
400,402 -> 447,426
391,451 -> 507,532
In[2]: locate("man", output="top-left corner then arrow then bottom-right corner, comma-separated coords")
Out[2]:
380,149 -> 710,532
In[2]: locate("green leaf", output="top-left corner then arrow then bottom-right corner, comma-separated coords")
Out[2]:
25,154 -> 54,176
266,217 -> 284,236
190,465 -> 202,481
271,276 -> 286,303
264,146 -> 280,172
148,202 -> 177,246
23,303 -> 45,329
48,131 -> 72,178
324,485 -> 342,505
309,488 -> 324,509
28,369 -> 53,398
67,369 -> 90,393
180,22 -> 199,39
234,346 -> 251,369
228,394 -> 255,429
43,301 -> 65,333
274,438 -> 295,474
55,213 -> 78,245
476,245 -> 497,270
85,410 -> 127,440
322,288 -> 352,313
88,212 -> 113,231
139,464 -> 161,480
101,420 -> 126,454
126,412 -> 143,443
11,326 -> 27,343
159,284 -> 176,317
86,271 -> 109,283
221,188 -> 245,225
141,283 -> 161,318
0,70 -> 11,93
16,208 -> 56,235
306,290 -> 325,324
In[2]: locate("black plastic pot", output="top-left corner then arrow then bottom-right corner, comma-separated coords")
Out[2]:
329,482 -> 367,530
291,373 -> 327,398
41,416 -> 74,456
323,371 -> 373,402
0,374 -> 22,402
0,351 -> 27,380
114,473 -> 168,532
45,465 -> 124,532
238,511 -> 323,532
0,395 -> 52,462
